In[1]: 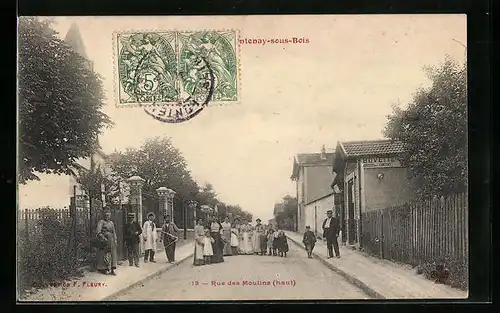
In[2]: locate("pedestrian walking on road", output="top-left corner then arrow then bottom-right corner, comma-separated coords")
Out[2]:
96,208 -> 118,275
193,218 -> 206,266
322,210 -> 340,258
143,212 -> 158,263
161,215 -> 179,263
203,229 -> 215,264
302,225 -> 316,259
124,213 -> 142,267
221,216 -> 233,256
209,215 -> 225,263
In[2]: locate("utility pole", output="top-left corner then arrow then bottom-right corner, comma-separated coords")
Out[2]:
183,199 -> 187,240
72,185 -> 77,261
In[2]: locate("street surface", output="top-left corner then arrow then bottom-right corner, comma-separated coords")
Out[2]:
113,241 -> 371,301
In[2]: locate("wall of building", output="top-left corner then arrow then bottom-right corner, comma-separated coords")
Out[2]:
304,194 -> 334,236
304,166 -> 334,204
92,153 -> 110,175
18,173 -> 74,210
297,167 -> 304,203
363,167 -> 415,211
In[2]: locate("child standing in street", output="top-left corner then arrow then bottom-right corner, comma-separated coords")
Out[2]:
203,229 -> 215,265
272,227 -> 279,256
302,226 -> 316,258
267,229 -> 275,256
277,230 -> 289,257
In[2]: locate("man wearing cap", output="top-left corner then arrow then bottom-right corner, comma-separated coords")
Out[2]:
253,218 -> 266,255
124,213 -> 142,267
322,210 -> 340,258
143,212 -> 158,263
160,214 -> 180,263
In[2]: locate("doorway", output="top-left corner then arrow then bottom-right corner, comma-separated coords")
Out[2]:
347,179 -> 356,244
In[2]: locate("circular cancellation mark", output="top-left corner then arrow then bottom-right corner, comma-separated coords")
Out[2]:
133,51 -> 215,124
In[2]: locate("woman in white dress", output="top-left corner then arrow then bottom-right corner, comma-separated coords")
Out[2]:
252,218 -> 264,255
230,221 -> 240,255
221,216 -> 233,256
203,229 -> 215,264
240,220 -> 253,254
193,218 -> 205,266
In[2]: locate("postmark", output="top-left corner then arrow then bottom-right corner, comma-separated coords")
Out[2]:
114,30 -> 239,123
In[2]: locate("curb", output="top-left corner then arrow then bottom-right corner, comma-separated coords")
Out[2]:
102,251 -> 194,301
286,235 -> 386,300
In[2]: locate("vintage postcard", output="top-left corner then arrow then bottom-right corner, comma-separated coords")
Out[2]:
17,15 -> 468,301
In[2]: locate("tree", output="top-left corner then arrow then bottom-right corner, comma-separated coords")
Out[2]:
195,183 -> 219,208
75,163 -> 121,208
18,17 -> 113,183
275,195 -> 298,230
109,137 -> 254,222
216,203 -> 252,222
109,137 -> 200,201
383,57 -> 467,197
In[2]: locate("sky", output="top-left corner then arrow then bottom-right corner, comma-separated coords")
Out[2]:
24,15 -> 466,222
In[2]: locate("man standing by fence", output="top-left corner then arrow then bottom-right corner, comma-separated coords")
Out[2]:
124,213 -> 142,267
322,210 -> 340,259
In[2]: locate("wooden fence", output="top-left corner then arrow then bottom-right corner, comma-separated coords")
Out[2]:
361,193 -> 468,267
18,205 -> 126,264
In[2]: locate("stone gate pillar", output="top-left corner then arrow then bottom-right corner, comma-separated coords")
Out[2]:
127,175 -> 145,253
156,187 -> 168,223
156,187 -> 176,223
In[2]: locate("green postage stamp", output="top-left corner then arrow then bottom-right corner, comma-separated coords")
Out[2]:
114,30 -> 239,108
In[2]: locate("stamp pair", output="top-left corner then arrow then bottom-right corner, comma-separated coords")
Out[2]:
114,30 -> 239,123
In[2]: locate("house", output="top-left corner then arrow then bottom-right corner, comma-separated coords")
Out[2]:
18,23 -> 108,211
271,202 -> 284,228
291,146 -> 336,235
330,139 -> 416,248
273,202 -> 285,216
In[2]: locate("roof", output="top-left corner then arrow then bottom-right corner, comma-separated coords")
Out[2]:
296,153 -> 335,165
64,23 -> 89,59
291,152 -> 335,180
338,140 -> 404,158
332,139 -> 405,186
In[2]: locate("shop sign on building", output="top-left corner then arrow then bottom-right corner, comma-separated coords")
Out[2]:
362,156 -> 402,168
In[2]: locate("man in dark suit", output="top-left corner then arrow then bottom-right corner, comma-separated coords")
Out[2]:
124,213 -> 142,267
322,210 -> 340,258
160,215 -> 180,263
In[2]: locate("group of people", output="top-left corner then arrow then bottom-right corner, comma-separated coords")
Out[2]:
193,216 -> 290,266
93,208 -> 341,275
94,209 -> 181,276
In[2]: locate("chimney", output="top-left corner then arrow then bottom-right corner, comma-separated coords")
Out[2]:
320,145 -> 326,160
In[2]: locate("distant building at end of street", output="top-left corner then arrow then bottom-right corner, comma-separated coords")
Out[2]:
291,145 -> 336,236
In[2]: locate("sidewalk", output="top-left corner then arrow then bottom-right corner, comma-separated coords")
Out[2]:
20,242 -> 194,301
286,232 -> 468,299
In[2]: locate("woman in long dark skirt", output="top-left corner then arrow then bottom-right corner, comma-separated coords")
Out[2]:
96,208 -> 118,275
209,215 -> 225,263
